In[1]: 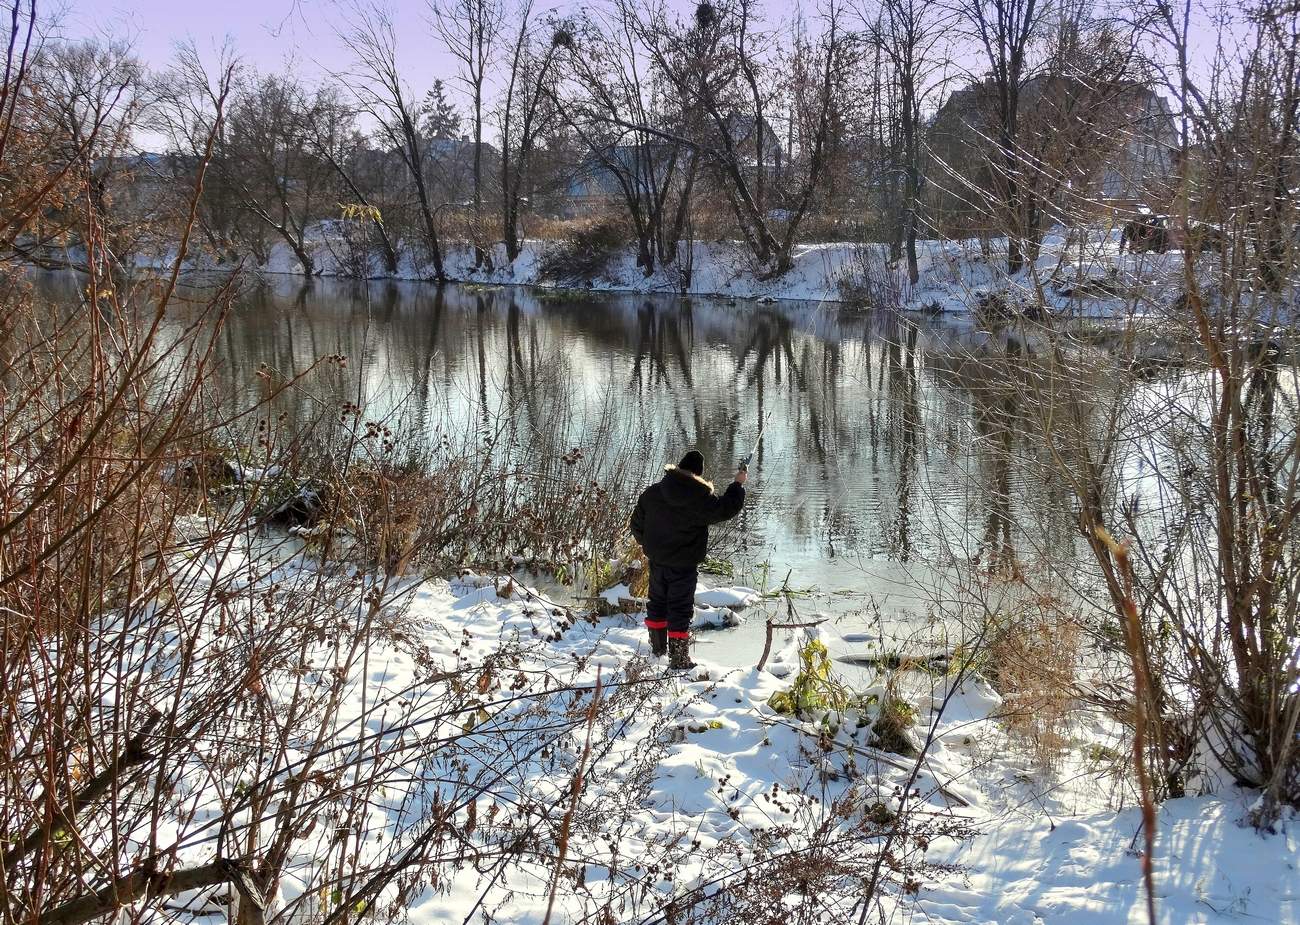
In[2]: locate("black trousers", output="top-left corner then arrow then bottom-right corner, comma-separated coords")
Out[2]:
646,563 -> 697,638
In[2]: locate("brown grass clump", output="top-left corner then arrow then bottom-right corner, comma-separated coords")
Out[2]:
618,538 -> 650,599
275,411 -> 646,584
872,693 -> 919,757
537,216 -> 630,285
985,591 -> 1083,772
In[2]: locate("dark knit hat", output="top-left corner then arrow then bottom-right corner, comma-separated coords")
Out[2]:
678,450 -> 705,475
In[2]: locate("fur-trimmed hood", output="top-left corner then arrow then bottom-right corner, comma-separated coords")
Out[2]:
662,463 -> 714,491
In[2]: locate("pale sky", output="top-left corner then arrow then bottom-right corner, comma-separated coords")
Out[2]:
63,0 -> 1234,153
66,0 -> 454,87
63,0 -> 793,150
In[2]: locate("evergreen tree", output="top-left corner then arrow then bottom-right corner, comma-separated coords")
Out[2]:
419,79 -> 463,139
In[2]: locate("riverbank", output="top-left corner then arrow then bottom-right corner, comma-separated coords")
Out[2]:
157,552 -> 1298,924
398,574 -> 1300,923
127,224 -> 1194,315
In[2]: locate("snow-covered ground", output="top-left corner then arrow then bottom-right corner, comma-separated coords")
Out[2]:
128,222 -> 1199,314
162,557 -> 1298,925
413,577 -> 1300,923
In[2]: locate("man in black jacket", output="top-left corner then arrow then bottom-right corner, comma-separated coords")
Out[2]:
629,450 -> 747,669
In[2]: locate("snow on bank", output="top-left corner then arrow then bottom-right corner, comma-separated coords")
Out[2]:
131,221 -> 1207,314
408,577 -> 1299,923
169,559 -> 1296,924
596,580 -> 760,630
929,795 -> 1299,923
410,577 -> 1300,922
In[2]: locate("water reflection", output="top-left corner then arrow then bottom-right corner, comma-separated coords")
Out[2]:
33,273 -> 1080,633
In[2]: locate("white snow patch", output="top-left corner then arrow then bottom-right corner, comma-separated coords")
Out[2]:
694,584 -> 761,608
125,548 -> 1298,925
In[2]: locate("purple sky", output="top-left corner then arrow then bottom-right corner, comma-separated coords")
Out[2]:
66,0 -> 1234,137
68,0 -> 453,86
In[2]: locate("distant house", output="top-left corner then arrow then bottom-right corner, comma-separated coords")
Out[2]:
1094,90 -> 1179,203
723,113 -> 784,177
564,143 -> 688,217
422,137 -> 501,202
563,115 -> 784,218
929,75 -> 1180,217
564,154 -> 625,216
362,136 -> 502,206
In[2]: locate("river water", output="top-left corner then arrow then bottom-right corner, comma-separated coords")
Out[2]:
45,274 -> 1091,667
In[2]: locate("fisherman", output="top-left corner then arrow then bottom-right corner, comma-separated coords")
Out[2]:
629,450 -> 747,670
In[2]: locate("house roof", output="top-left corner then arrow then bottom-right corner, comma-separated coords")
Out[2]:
423,137 -> 501,161
92,152 -> 202,178
565,142 -> 685,199
724,113 -> 781,151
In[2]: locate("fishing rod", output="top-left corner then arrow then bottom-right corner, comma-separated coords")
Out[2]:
739,411 -> 772,472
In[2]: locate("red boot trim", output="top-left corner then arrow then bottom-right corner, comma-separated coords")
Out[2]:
667,630 -> 689,639
645,619 -> 668,629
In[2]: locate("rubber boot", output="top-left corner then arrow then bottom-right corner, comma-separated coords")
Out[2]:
648,626 -> 668,658
668,635 -> 696,671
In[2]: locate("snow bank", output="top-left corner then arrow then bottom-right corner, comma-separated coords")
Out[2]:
594,581 -> 760,627
127,221 -> 1224,314
183,561 -> 1293,924
691,605 -> 744,630
433,577 -> 1296,923
693,584 -> 761,608
420,575 -> 1298,921
927,795 -> 1299,923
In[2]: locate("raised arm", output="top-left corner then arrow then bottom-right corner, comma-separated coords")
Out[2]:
701,470 -> 747,525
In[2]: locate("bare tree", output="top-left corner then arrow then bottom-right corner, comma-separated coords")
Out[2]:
5,35 -> 139,268
339,3 -> 448,280
952,0 -> 1053,273
217,72 -> 348,275
432,0 -> 503,268
150,43 -> 252,264
498,1 -> 565,262
554,1 -> 701,276
628,0 -> 857,276
1230,0 -> 1300,291
951,0 -> 1300,839
305,93 -> 403,274
861,0 -> 949,283
1028,12 -> 1151,243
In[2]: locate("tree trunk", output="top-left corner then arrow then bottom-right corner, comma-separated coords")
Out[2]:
473,83 -> 487,270
664,151 -> 699,265
904,203 -> 919,285
404,121 -> 445,281
291,240 -> 315,277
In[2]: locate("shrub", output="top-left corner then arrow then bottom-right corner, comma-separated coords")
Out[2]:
838,242 -> 910,310
984,597 -> 1083,772
538,216 -> 629,285
872,693 -> 919,757
767,639 -> 859,717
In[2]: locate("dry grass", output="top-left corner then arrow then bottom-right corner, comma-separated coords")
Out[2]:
536,215 -> 631,284
985,591 -> 1084,772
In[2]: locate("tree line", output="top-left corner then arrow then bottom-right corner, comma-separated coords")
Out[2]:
14,0 -> 1296,292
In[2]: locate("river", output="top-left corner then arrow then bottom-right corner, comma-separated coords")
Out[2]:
40,273 -> 1091,668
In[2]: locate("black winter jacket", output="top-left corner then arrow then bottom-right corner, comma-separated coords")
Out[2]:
629,466 -> 746,568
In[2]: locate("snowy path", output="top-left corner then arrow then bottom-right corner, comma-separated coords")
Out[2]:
399,576 -> 1299,924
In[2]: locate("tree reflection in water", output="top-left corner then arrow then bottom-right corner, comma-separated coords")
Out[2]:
53,272 -> 1082,597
